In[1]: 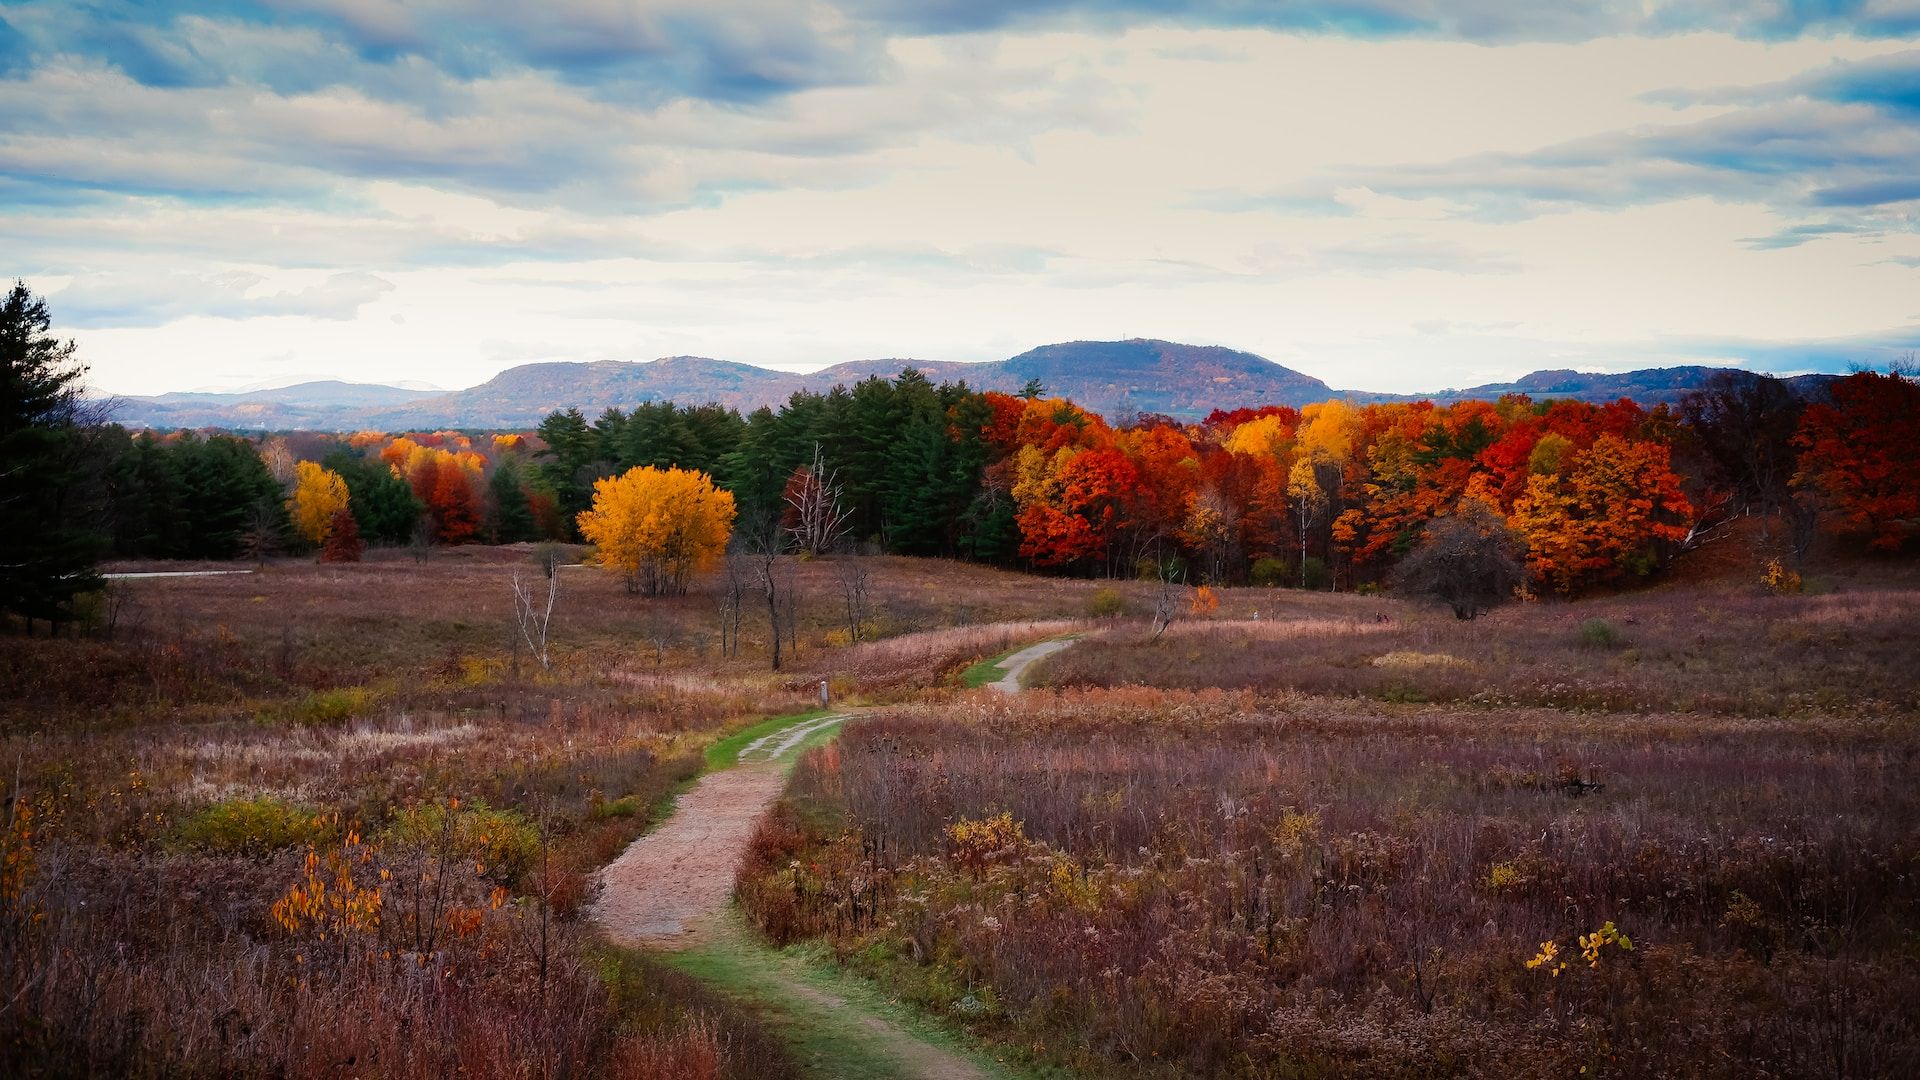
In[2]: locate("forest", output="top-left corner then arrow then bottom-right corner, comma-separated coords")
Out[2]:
66,362 -> 1920,603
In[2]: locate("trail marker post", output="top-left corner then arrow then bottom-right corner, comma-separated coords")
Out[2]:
819,680 -> 830,709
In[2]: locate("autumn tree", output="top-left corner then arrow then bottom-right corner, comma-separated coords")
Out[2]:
577,465 -> 736,596
1392,499 -> 1527,619
1510,434 -> 1691,593
288,461 -> 350,547
1792,370 -> 1920,552
320,508 -> 364,563
429,458 -> 481,544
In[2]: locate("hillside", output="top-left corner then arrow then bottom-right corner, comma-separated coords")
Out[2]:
107,339 -> 1816,430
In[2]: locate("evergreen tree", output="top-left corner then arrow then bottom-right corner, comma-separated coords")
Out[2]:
488,455 -> 538,543
0,281 -> 101,630
535,407 -> 598,533
174,434 -> 286,558
322,449 -> 421,545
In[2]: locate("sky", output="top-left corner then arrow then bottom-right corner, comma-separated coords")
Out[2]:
4,2 -> 1919,397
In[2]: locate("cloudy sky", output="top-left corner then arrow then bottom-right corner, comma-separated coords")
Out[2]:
5,2 -> 1919,396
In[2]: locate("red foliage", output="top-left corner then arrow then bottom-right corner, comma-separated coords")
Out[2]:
1794,371 -> 1920,551
319,508 -> 364,563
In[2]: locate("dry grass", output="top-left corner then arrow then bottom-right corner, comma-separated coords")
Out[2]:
0,549 -> 1109,1076
743,686 -> 1920,1077
1037,586 -> 1920,716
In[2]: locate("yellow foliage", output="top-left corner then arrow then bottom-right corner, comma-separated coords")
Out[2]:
287,461 -> 350,546
1762,558 -> 1803,595
577,466 -> 736,596
1224,413 -> 1289,458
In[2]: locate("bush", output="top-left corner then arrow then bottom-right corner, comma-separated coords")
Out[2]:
1577,618 -> 1626,649
175,796 -> 336,855
1762,557 -> 1803,595
1300,556 -> 1331,590
1391,500 -> 1527,619
1249,557 -> 1292,588
1088,588 -> 1127,618
272,686 -> 375,726
386,800 -> 541,882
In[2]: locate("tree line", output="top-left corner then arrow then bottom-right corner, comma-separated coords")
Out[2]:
4,277 -> 1917,633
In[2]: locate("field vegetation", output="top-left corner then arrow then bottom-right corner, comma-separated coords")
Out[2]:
0,550 -> 1116,1076
741,582 -> 1920,1078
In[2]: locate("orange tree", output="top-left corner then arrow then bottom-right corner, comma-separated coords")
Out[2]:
287,461 -> 350,547
577,465 -> 736,595
1510,433 -> 1691,593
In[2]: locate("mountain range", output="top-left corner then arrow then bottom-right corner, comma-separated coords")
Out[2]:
105,338 -> 1835,431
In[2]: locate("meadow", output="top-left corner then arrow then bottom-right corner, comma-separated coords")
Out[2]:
0,550 -> 1117,1077
742,580 -> 1920,1078
5,542 -> 1918,1077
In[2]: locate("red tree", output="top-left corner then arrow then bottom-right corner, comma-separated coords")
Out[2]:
1794,371 -> 1920,551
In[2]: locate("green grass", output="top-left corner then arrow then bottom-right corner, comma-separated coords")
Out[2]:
958,647 -> 1021,689
704,709 -> 833,771
664,914 -> 1041,1080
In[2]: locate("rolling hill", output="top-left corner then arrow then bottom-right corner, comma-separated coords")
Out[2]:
104,339 -> 1823,430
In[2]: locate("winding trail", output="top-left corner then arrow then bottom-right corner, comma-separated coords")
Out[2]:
986,636 -> 1077,694
591,633 -> 1077,1078
592,714 -> 846,947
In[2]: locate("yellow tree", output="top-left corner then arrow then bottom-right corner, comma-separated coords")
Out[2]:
1287,401 -> 1358,587
577,466 -> 736,596
288,461 -> 350,547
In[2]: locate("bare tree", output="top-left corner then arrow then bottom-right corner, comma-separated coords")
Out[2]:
739,510 -> 789,671
1392,500 -> 1527,620
1150,562 -> 1184,641
784,444 -> 851,556
238,498 -> 283,565
716,554 -> 745,658
510,566 -> 559,673
409,514 -> 435,563
640,603 -> 677,666
834,556 -> 871,642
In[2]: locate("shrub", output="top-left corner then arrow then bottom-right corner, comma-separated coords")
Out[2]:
1249,557 -> 1292,588
175,796 -> 336,855
1300,556 -> 1332,590
1762,557 -> 1803,595
264,686 -> 376,726
1576,618 -> 1625,649
1088,588 -> 1126,618
1391,500 -> 1527,619
386,800 -> 541,882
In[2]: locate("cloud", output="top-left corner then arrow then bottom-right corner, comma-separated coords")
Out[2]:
1669,324 -> 1920,373
852,0 -> 1920,42
51,270 -> 395,327
1216,51 -> 1920,230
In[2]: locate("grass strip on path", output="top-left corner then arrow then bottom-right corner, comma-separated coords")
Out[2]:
665,912 -> 1041,1080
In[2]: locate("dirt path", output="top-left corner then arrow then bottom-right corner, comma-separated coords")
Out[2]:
987,636 -> 1076,694
592,714 -> 845,947
102,569 -> 255,579
593,666 -> 1070,1078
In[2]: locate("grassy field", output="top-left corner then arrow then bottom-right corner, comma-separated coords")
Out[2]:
742,583 -> 1920,1078
0,549 -> 1110,1077
6,542 -> 1918,1077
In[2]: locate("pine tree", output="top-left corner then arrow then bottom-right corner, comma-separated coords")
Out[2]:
489,456 -> 538,543
0,281 -> 103,631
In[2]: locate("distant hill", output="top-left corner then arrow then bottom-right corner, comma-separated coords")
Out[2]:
104,341 -> 1829,430
1411,366 -> 1842,407
113,379 -> 439,429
